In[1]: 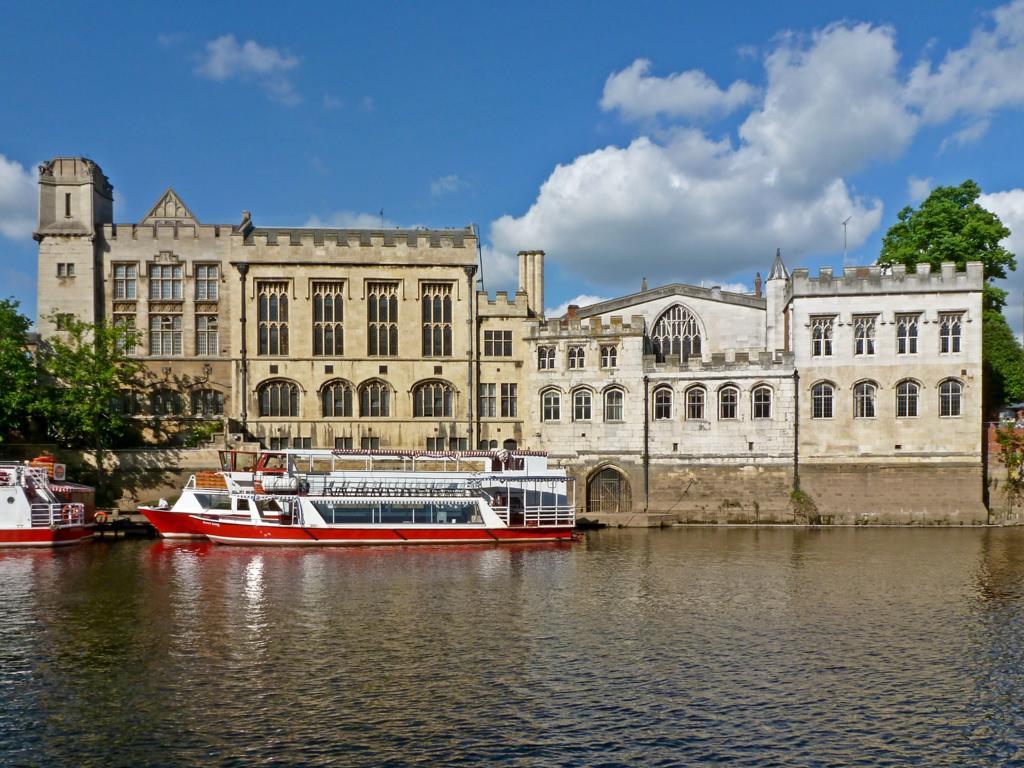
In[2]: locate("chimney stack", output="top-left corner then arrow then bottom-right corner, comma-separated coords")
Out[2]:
641,277 -> 648,292
754,272 -> 762,298
567,304 -> 579,320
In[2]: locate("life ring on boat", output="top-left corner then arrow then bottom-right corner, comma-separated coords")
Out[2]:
94,511 -> 108,524
61,504 -> 75,523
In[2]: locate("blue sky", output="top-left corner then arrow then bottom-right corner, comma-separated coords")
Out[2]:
3,1 -> 1024,328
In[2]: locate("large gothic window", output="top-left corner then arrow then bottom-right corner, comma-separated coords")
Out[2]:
651,305 -> 702,362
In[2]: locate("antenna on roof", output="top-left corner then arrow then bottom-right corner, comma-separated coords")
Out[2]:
842,216 -> 852,261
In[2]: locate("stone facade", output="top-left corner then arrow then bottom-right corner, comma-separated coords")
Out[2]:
35,157 -> 989,523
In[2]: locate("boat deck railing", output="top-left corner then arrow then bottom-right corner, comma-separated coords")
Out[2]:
305,476 -> 483,498
487,502 -> 576,528
30,502 -> 85,528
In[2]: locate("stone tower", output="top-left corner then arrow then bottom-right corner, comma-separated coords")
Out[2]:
34,157 -> 114,334
765,248 -> 789,353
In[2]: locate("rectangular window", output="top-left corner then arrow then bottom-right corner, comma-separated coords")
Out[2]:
600,345 -> 617,368
853,316 -> 876,356
501,383 -> 518,418
57,263 -> 75,277
421,283 -> 452,357
811,317 -> 834,357
896,313 -> 919,354
113,264 -> 137,300
940,312 -> 963,353
478,383 -> 497,418
361,436 -> 380,450
148,264 -> 183,300
334,437 -> 353,449
568,346 -> 585,369
538,346 -> 556,370
313,281 -> 344,356
484,330 -> 513,356
195,265 -> 219,301
368,282 -> 399,356
269,437 -> 288,450
113,313 -> 136,355
292,437 -> 312,450
64,193 -> 71,218
196,314 -> 219,356
148,314 -> 182,356
257,281 -> 289,356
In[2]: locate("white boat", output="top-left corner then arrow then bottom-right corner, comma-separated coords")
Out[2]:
0,463 -> 90,547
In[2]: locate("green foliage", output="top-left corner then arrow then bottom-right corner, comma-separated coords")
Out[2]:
994,425 -> 1024,512
182,419 -> 222,448
877,180 -> 1016,311
0,298 -> 38,443
37,315 -> 143,453
790,488 -> 818,523
983,309 -> 1024,407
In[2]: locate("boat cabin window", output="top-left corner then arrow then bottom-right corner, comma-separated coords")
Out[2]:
255,498 -> 282,514
311,501 -> 480,525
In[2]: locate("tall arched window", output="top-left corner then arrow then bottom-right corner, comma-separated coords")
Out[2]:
811,382 -> 834,419
686,386 -> 706,420
541,390 -> 560,422
359,380 -> 390,417
653,387 -> 673,420
853,381 -> 877,418
604,389 -> 624,421
414,381 -> 454,418
321,380 -> 353,417
651,305 -> 702,362
258,380 -> 299,417
719,385 -> 739,420
573,389 -> 592,421
939,379 -> 963,417
752,386 -> 772,420
896,380 -> 919,418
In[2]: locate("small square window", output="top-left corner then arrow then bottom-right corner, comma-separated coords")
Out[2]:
434,366 -> 443,375
269,365 -> 279,374
325,365 -> 334,374
378,365 -> 388,375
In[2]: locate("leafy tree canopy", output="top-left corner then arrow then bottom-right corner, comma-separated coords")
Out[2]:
877,180 -> 1015,311
0,298 -> 37,443
983,309 -> 1024,406
37,316 -> 143,487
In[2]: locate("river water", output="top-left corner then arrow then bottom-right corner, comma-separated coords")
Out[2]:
1,528 -> 1023,767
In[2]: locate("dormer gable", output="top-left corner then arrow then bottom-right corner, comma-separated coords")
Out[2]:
140,188 -> 198,225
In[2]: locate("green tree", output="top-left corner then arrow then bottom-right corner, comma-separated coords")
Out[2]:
0,298 -> 38,444
878,180 -> 1015,311
877,180 -> 1022,409
37,316 -> 142,494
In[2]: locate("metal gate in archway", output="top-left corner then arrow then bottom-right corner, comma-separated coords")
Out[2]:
587,468 -> 632,514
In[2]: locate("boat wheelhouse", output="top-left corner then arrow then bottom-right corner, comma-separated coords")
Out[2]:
0,463 -> 89,547
181,449 -> 576,546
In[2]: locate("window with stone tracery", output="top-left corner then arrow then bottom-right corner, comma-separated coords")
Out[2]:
421,283 -> 453,357
368,282 -> 399,357
811,316 -> 834,357
896,314 -> 919,354
940,313 -> 963,354
651,305 -> 702,362
854,316 -> 876,356
257,281 -> 289,356
313,281 -> 345,356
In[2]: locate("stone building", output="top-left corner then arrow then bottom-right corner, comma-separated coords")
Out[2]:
35,157 -> 987,524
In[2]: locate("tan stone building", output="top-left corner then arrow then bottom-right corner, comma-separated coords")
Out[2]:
35,157 -> 987,524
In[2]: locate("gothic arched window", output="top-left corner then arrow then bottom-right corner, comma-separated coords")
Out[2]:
651,305 -> 702,362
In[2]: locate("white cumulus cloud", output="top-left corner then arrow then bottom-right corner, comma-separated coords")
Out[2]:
546,294 -> 612,318
980,188 -> 1024,336
0,155 -> 36,240
491,4 -> 1024,291
601,59 -> 757,120
430,174 -> 466,197
195,35 -> 301,105
908,176 -> 934,202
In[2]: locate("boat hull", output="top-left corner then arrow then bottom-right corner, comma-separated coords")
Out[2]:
0,525 -> 91,547
139,507 -> 207,539
190,516 -> 574,546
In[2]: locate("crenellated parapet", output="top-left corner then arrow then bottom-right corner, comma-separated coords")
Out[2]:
644,349 -> 794,373
103,222 -> 229,241
476,289 -> 531,316
529,314 -> 647,339
788,261 -> 984,301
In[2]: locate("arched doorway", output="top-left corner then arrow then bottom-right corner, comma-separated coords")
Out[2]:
587,467 -> 632,514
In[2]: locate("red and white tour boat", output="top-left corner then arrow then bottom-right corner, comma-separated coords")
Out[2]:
145,449 -> 576,546
0,463 -> 90,547
138,450 -> 292,539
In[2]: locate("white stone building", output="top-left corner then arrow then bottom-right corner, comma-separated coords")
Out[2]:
34,157 -> 987,524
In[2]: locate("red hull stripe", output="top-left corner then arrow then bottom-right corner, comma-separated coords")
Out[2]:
140,507 -> 207,539
0,526 -> 90,547
188,516 -> 573,546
